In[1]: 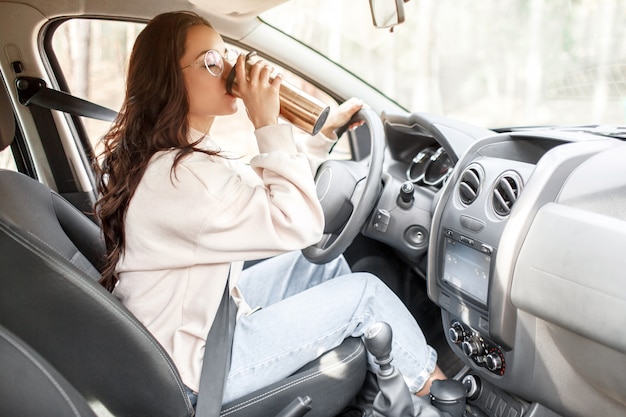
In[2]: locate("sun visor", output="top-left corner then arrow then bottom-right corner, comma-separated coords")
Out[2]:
189,0 -> 288,16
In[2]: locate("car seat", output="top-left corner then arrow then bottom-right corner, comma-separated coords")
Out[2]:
0,324 -> 97,417
0,164 -> 367,416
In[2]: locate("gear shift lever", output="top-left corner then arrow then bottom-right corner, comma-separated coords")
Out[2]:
363,322 -> 415,417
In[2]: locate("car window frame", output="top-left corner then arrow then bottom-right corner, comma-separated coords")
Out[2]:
44,16 -> 353,170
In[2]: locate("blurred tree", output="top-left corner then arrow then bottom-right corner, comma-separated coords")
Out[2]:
68,19 -> 91,99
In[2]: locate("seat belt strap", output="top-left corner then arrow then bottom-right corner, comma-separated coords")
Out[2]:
16,76 -> 117,122
195,275 -> 236,417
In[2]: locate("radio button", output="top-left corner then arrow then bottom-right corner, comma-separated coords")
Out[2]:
480,244 -> 493,255
460,215 -> 485,232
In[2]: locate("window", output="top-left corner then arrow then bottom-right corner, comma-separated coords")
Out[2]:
50,18 -> 349,163
51,19 -> 141,157
264,0 -> 626,128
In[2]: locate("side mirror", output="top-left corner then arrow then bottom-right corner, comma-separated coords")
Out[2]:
369,0 -> 406,28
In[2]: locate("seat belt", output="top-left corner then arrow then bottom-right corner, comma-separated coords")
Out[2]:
16,76 -> 118,122
14,76 -> 117,202
195,279 -> 237,417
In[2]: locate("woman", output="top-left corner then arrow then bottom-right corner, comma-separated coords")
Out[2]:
95,10 -> 445,408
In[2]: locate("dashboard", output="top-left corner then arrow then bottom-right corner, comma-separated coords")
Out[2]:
361,112 -> 493,262
367,111 -> 626,417
428,129 -> 626,417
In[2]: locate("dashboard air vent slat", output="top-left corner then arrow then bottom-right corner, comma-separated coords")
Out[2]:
458,166 -> 482,206
492,173 -> 522,217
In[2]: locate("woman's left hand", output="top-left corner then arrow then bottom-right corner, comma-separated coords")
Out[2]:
320,97 -> 364,139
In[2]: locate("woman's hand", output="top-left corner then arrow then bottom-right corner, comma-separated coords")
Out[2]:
235,54 -> 282,129
320,97 -> 364,139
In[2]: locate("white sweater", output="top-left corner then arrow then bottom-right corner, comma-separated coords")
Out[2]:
114,124 -> 335,392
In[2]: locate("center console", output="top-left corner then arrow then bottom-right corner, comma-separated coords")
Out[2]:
439,229 -> 506,376
427,146 -> 537,374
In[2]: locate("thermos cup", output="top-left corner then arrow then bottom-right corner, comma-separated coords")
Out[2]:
225,51 -> 330,136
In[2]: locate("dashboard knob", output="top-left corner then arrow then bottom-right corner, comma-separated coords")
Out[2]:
448,322 -> 465,344
398,181 -> 415,209
461,339 -> 483,357
462,374 -> 482,401
485,352 -> 503,372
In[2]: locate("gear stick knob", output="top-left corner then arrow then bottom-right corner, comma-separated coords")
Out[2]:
363,322 -> 393,373
363,322 -> 414,417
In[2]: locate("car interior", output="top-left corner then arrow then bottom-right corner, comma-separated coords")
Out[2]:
0,0 -> 625,416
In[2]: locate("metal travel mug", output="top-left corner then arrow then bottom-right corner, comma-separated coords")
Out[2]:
225,52 -> 330,136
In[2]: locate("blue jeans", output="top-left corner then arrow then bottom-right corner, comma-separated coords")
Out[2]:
218,251 -> 437,405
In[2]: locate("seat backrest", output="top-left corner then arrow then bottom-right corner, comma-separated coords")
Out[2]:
0,170 -> 193,417
0,324 -> 97,417
0,169 -> 104,278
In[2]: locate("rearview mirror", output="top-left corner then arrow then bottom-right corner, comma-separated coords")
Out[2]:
369,0 -> 405,28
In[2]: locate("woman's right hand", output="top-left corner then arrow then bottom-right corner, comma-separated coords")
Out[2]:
235,54 -> 282,129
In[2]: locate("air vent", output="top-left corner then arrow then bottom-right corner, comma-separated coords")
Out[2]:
458,165 -> 482,206
492,173 -> 522,217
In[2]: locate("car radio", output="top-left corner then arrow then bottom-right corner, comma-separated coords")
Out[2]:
440,228 -> 493,309
435,228 -> 508,375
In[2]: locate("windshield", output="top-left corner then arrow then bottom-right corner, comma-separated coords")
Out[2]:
263,0 -> 626,129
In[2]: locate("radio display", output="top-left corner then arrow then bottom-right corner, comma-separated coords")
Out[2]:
442,236 -> 491,304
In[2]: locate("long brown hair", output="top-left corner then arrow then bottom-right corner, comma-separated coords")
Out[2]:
94,11 -> 220,291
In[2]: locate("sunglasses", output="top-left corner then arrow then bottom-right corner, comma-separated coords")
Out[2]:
181,48 -> 239,77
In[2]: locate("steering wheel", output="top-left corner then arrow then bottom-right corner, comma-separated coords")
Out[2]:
302,107 -> 385,264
